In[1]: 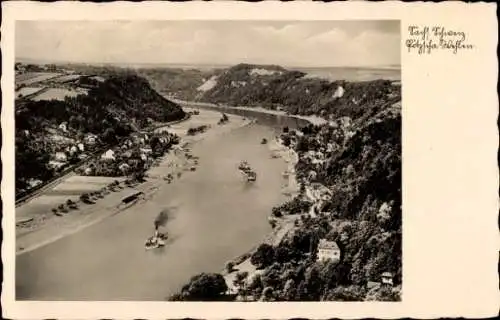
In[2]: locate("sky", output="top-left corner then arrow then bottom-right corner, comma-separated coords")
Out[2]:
16,20 -> 400,68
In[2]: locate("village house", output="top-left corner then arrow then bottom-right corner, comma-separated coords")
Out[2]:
59,122 -> 68,132
85,133 -> 98,145
89,75 -> 106,83
316,239 -> 341,263
54,151 -> 68,162
49,160 -> 66,170
333,85 -> 345,99
310,183 -> 332,201
381,272 -> 394,286
101,149 -> 116,161
69,145 -> 79,155
326,143 -> 336,153
27,179 -> 43,189
120,139 -> 132,148
308,170 -> 317,181
77,143 -> 85,152
121,150 -> 132,159
84,167 -> 93,175
15,63 -> 26,72
118,163 -> 130,174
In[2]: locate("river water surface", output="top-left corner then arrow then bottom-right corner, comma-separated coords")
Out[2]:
16,111 -> 306,300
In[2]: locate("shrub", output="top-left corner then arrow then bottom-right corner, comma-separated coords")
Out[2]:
225,261 -> 234,273
169,273 -> 228,301
250,243 -> 275,269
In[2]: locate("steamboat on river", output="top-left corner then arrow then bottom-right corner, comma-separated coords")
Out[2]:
238,160 -> 257,182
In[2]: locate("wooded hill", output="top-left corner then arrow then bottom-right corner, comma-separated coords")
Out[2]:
15,74 -> 185,194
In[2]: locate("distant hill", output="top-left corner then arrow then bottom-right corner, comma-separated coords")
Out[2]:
141,63 -> 401,122
138,67 -> 222,101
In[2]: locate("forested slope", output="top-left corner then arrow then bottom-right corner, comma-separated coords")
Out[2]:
15,74 -> 185,194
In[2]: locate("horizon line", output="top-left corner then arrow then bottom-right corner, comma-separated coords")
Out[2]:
15,58 -> 401,70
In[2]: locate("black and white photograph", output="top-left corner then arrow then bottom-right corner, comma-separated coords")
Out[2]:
13,19 -> 402,302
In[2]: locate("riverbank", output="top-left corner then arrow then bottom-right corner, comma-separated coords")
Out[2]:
16,109 -> 252,256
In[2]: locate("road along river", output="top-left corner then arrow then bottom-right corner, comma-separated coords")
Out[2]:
16,108 -> 308,300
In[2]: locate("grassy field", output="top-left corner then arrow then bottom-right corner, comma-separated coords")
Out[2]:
16,195 -> 81,223
52,74 -> 83,83
51,176 -> 125,192
16,72 -> 62,85
32,88 -> 88,101
16,176 -> 126,221
16,87 -> 43,98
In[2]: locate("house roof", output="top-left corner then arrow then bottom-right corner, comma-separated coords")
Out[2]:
367,281 -> 380,289
381,272 -> 393,277
318,239 -> 339,251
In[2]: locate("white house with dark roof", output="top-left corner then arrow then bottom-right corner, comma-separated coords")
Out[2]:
59,123 -> 68,132
101,149 -> 116,161
118,163 -> 130,173
54,151 -> 68,162
381,272 -> 394,286
85,133 -> 98,145
317,239 -> 341,263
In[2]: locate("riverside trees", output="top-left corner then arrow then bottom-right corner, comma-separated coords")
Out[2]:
168,273 -> 228,301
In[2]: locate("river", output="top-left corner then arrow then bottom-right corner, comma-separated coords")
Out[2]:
16,109 -> 307,300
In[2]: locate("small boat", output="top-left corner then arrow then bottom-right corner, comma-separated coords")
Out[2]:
245,171 -> 257,182
238,160 -> 251,172
145,231 -> 168,250
261,138 -> 268,145
145,240 -> 165,250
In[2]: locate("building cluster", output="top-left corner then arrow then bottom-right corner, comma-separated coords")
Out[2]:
47,122 -> 99,171
79,131 -> 176,177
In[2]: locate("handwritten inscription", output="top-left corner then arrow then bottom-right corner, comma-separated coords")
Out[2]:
406,26 -> 474,55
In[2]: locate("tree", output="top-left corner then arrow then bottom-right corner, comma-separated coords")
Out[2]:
250,243 -> 275,269
271,207 -> 283,218
150,136 -> 161,153
225,261 -> 234,273
282,278 -> 297,301
261,286 -> 275,301
102,127 -> 118,145
58,204 -> 68,213
247,274 -> 264,299
324,285 -> 365,301
233,271 -> 249,300
80,193 -> 93,204
282,135 -> 291,147
175,273 -> 228,301
303,265 -> 322,301
274,245 -> 291,264
296,137 -> 309,153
